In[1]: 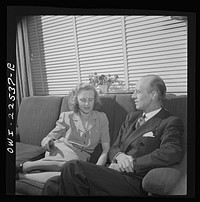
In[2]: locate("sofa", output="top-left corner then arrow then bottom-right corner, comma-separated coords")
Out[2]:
15,93 -> 187,195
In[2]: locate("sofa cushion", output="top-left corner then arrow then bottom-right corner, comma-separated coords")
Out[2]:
16,142 -> 45,166
16,179 -> 45,195
142,167 -> 182,195
17,96 -> 63,146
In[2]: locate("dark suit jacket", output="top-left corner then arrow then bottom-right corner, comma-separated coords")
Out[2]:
109,107 -> 185,175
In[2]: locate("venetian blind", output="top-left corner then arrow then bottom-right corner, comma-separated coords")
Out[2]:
26,15 -> 187,96
75,15 -> 126,84
125,15 -> 187,94
27,15 -> 79,95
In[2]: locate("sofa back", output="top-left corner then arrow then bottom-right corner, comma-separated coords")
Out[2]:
163,94 -> 187,146
17,94 -> 187,150
17,96 -> 63,146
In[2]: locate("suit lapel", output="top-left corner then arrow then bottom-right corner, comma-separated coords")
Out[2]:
123,108 -> 168,152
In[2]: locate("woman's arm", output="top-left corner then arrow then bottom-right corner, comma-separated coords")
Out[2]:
41,112 -> 69,148
95,112 -> 110,165
96,142 -> 110,166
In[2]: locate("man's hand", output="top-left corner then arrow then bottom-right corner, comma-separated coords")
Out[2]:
115,153 -> 134,173
108,163 -> 120,171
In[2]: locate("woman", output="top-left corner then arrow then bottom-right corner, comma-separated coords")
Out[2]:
17,83 -> 110,183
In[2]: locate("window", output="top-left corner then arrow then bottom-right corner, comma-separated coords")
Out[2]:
125,16 -> 187,94
26,15 -> 187,96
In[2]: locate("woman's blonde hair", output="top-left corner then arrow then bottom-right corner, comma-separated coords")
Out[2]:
68,82 -> 102,113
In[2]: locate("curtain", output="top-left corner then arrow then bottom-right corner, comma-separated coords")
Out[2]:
16,17 -> 33,114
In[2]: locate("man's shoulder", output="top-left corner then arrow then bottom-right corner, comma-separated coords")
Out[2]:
158,108 -> 184,126
160,107 -> 181,120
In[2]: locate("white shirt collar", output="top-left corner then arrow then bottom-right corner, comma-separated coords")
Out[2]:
143,108 -> 162,122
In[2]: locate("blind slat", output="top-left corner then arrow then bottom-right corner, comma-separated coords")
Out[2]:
128,57 -> 186,66
79,49 -> 123,58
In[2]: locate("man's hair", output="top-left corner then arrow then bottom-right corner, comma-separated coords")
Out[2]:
68,82 -> 102,113
144,75 -> 167,103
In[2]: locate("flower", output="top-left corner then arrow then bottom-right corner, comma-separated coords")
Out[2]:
89,72 -> 124,87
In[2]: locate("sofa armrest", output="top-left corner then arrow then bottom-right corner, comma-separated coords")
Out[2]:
16,127 -> 20,142
142,167 -> 181,195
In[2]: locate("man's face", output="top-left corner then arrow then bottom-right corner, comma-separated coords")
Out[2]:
77,90 -> 95,114
132,78 -> 153,112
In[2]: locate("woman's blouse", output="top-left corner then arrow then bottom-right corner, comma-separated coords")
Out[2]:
41,111 -> 110,153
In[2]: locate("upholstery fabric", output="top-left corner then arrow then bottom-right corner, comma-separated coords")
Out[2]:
113,94 -> 137,144
59,95 -> 71,114
16,179 -> 45,195
142,167 -> 182,195
98,95 -> 116,144
17,96 -> 63,146
163,95 -> 187,145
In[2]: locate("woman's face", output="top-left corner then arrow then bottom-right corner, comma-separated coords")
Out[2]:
77,90 -> 95,114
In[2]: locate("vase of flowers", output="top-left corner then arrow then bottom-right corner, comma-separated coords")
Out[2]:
89,72 -> 124,94
99,83 -> 109,94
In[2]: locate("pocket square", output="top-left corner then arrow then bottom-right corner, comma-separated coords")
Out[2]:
143,131 -> 155,137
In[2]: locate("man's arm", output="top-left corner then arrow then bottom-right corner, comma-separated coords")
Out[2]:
109,116 -> 184,174
133,117 -> 184,174
108,113 -> 130,162
108,112 -> 140,162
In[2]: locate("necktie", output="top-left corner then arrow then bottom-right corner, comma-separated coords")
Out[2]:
135,113 -> 146,129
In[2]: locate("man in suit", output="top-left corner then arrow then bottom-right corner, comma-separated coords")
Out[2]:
43,74 -> 184,196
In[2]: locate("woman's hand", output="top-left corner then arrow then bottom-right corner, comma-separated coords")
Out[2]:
115,153 -> 134,173
41,137 -> 55,152
48,139 -> 55,150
